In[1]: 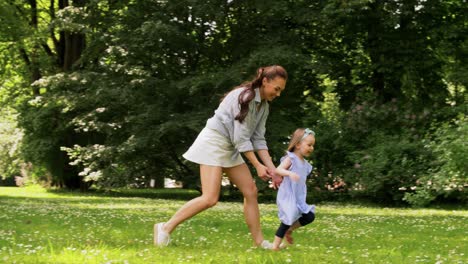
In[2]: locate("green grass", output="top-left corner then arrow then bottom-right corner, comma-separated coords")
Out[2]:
0,186 -> 466,264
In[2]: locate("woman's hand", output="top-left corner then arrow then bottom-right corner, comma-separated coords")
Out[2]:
255,164 -> 270,181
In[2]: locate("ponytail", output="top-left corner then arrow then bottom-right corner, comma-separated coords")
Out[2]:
234,65 -> 288,122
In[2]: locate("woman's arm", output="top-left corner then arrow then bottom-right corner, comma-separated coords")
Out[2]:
256,149 -> 275,169
257,149 -> 284,188
243,151 -> 269,181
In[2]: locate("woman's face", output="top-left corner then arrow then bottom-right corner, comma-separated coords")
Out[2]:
261,77 -> 286,102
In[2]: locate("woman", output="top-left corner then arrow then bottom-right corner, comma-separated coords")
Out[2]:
155,65 -> 287,249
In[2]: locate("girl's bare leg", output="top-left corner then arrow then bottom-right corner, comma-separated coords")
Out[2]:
163,165 -> 223,233
272,235 -> 284,250
285,221 -> 301,244
224,164 -> 264,246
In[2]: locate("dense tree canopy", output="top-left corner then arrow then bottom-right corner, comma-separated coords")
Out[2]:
0,0 -> 466,205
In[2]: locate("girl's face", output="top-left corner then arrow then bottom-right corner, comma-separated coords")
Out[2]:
261,77 -> 286,102
296,135 -> 315,158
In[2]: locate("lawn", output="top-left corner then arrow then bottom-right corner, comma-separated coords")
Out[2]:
0,186 -> 466,263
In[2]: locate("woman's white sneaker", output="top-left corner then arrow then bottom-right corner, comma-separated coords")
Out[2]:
154,222 -> 170,246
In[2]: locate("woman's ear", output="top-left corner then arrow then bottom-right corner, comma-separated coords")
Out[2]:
262,77 -> 268,86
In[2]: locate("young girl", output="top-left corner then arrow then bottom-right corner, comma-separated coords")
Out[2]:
272,128 -> 316,250
154,65 -> 287,249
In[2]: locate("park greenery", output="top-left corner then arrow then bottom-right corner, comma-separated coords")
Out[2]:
0,0 -> 466,206
0,186 -> 467,263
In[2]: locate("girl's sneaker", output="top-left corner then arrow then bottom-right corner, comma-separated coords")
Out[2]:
154,222 -> 170,246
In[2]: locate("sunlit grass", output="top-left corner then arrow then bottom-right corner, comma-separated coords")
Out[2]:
0,186 -> 466,263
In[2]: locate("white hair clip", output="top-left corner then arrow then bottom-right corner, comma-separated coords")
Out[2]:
301,128 -> 315,140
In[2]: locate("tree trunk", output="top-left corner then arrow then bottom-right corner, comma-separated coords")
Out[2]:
367,0 -> 387,103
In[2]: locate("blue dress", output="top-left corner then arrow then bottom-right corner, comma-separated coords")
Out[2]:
276,151 -> 315,225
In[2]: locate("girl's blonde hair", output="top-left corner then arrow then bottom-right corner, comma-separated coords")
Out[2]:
286,128 -> 315,152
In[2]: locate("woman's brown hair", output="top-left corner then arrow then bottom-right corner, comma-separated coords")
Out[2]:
233,65 -> 288,123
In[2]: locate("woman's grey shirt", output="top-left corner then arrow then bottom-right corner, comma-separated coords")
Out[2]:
205,87 -> 269,152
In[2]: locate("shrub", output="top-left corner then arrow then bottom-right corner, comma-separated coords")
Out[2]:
403,115 -> 467,206
345,132 -> 433,204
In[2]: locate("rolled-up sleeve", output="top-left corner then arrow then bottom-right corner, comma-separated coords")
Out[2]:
213,88 -> 269,153
232,102 -> 255,152
251,106 -> 269,150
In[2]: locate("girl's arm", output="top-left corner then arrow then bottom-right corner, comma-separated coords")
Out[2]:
275,157 -> 300,182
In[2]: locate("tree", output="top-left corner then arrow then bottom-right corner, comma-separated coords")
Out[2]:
0,0 -> 465,205
302,0 -> 467,203
55,0 -> 320,189
1,0 -> 99,188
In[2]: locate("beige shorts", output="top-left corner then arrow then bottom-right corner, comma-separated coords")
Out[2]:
183,127 -> 245,167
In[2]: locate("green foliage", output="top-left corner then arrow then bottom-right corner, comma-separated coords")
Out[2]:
404,114 -> 468,206
26,0 -> 318,189
0,108 -> 23,182
17,97 -> 80,187
0,0 -> 466,205
306,84 -> 464,205
347,132 -> 433,203
316,0 -> 467,108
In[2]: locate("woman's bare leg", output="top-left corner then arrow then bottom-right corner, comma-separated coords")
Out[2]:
224,164 -> 264,246
163,165 -> 222,233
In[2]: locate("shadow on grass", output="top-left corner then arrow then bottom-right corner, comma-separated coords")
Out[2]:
47,188 -> 202,201
0,187 -> 266,205
46,188 -> 282,204
1,186 -> 466,210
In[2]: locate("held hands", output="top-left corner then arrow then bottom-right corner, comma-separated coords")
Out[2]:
268,168 -> 283,189
254,165 -> 284,189
255,164 -> 270,181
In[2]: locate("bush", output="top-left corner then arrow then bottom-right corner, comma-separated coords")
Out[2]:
307,94 -> 447,205
403,114 -> 467,206
345,132 -> 433,204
